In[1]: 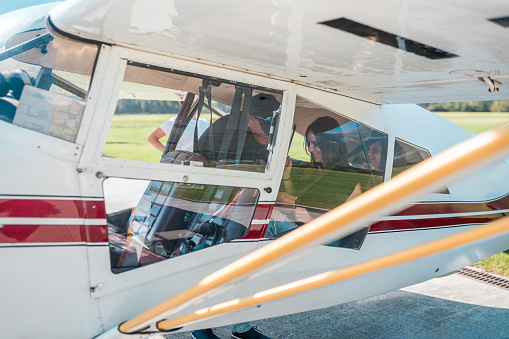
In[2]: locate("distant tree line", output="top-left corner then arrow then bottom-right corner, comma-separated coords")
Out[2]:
115,99 -> 509,114
114,99 -> 232,115
115,99 -> 181,114
420,101 -> 509,112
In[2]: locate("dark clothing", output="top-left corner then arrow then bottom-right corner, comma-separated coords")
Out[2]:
197,115 -> 269,166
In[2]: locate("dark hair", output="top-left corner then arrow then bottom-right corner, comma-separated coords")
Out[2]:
305,116 -> 346,166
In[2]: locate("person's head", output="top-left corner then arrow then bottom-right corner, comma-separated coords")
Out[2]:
305,116 -> 345,165
366,139 -> 383,171
249,93 -> 280,136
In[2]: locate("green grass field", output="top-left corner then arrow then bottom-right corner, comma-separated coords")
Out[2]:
104,113 -> 311,163
436,112 -> 509,134
105,111 -> 509,276
103,114 -> 176,162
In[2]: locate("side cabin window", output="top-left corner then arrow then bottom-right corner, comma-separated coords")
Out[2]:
105,177 -> 259,273
0,28 -> 98,142
392,139 -> 431,177
392,138 -> 449,194
267,97 -> 388,249
103,62 -> 282,173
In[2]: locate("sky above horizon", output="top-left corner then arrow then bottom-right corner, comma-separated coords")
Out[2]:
0,0 -> 57,15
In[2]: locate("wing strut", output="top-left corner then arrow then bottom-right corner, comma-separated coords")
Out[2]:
159,214 -> 509,330
104,125 -> 509,337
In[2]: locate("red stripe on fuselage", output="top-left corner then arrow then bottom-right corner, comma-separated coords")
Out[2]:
369,214 -> 507,232
247,196 -> 509,237
0,198 -> 107,244
370,196 -> 509,232
0,224 -> 108,243
2,195 -> 509,243
243,203 -> 273,239
390,195 -> 509,217
0,199 -> 106,219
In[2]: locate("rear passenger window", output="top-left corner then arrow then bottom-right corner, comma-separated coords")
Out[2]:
392,139 -> 430,177
392,139 -> 449,193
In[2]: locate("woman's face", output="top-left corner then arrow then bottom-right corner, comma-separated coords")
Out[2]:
307,132 -> 322,163
366,140 -> 382,170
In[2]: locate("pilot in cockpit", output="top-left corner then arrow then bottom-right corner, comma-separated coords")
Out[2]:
197,92 -> 280,168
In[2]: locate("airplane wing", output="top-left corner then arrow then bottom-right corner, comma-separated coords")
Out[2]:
48,0 -> 509,104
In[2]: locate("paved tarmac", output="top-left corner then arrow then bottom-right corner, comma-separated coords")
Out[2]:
151,271 -> 509,339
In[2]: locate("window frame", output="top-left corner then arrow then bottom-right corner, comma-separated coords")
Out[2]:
391,137 -> 432,178
78,46 -> 296,199
391,137 -> 450,194
105,178 -> 261,274
266,93 -> 389,249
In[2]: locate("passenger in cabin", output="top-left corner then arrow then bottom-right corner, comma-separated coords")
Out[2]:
303,116 -> 362,202
280,116 -> 361,206
266,116 -> 368,237
197,93 -> 280,167
147,111 -> 210,152
366,139 -> 383,171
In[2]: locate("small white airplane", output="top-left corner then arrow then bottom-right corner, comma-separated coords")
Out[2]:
1,1 -> 509,338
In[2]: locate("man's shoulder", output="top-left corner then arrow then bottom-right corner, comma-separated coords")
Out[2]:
162,117 -> 176,126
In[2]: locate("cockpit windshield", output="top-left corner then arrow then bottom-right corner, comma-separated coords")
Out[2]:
0,27 -> 99,142
103,62 -> 282,173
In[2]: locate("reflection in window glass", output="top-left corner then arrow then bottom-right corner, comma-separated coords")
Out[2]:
267,97 -> 388,249
0,28 -> 98,142
103,62 -> 282,173
105,178 -> 259,273
392,139 -> 431,177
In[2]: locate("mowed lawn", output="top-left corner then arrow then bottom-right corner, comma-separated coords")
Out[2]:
105,111 -> 509,276
436,112 -> 509,134
103,114 -> 176,163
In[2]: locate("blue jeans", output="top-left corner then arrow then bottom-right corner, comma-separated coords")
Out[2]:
230,322 -> 252,333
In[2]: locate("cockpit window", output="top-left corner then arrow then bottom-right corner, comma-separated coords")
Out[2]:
267,96 -> 388,249
103,62 -> 282,173
104,177 -> 259,273
0,29 -> 98,142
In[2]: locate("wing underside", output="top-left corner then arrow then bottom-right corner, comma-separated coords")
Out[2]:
45,0 -> 509,104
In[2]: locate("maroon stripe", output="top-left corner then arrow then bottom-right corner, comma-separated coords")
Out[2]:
243,203 -> 273,239
252,203 -> 273,220
0,199 -> 106,219
370,214 -> 506,232
392,195 -> 509,217
3,195 -> 509,243
0,224 -> 108,243
371,195 -> 509,232
0,198 -> 107,244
